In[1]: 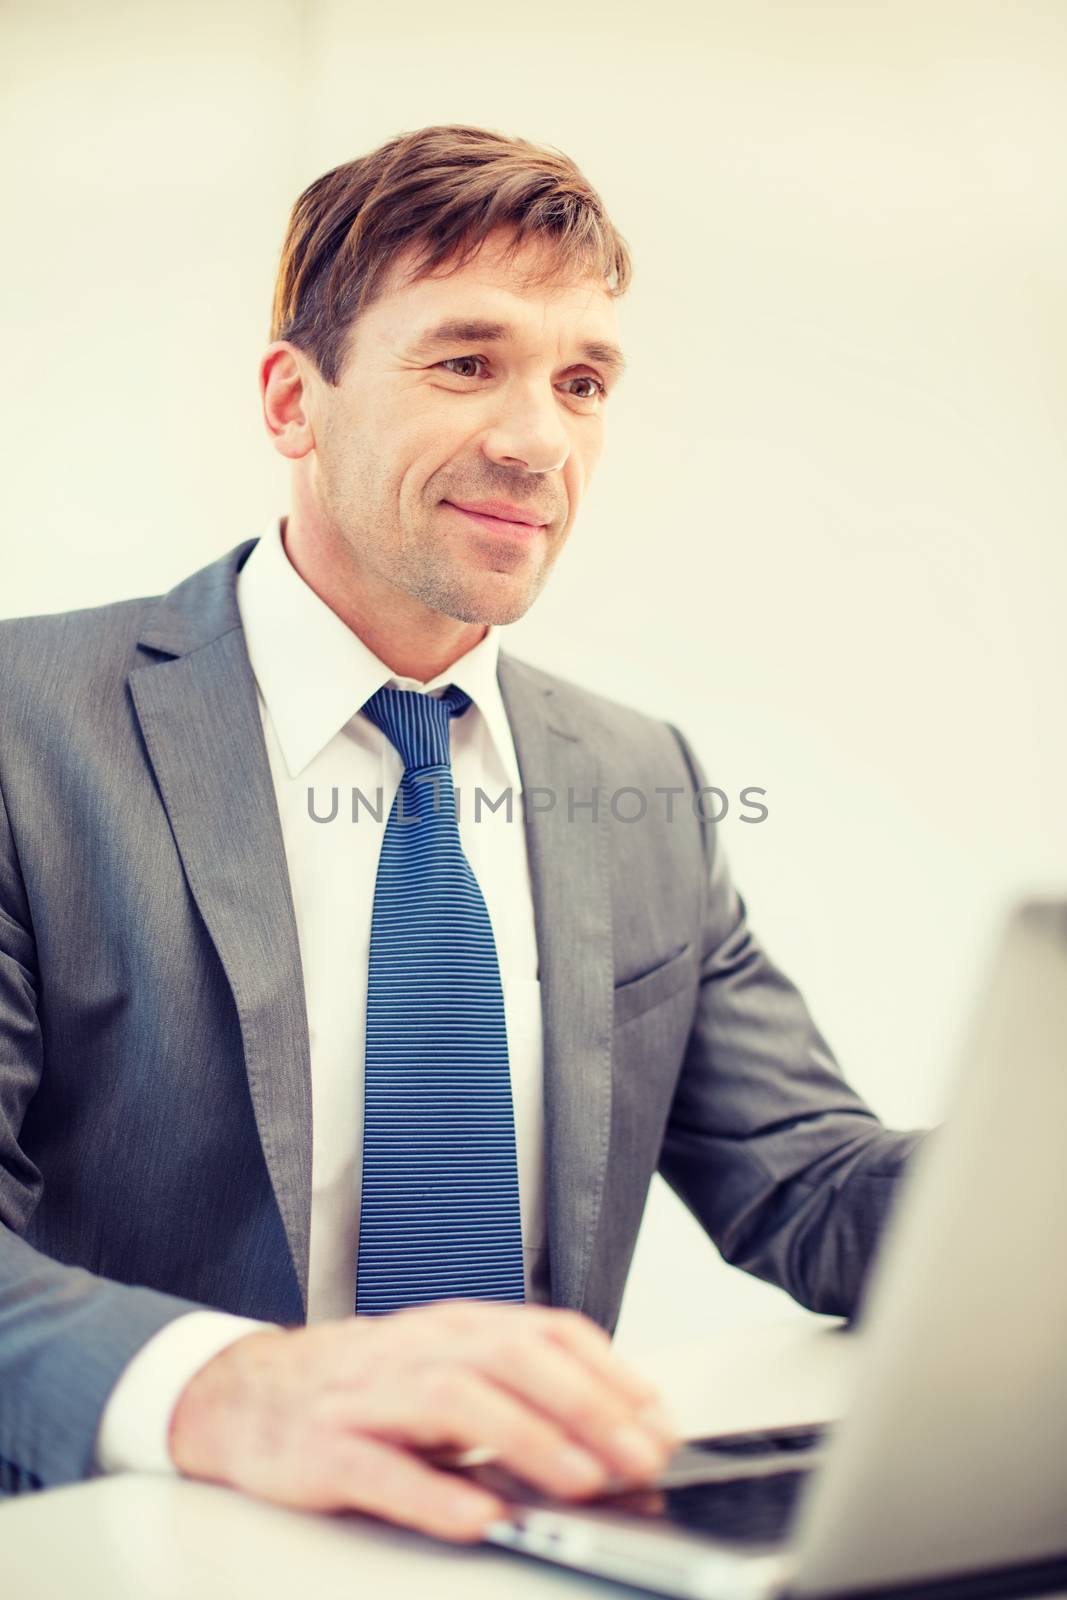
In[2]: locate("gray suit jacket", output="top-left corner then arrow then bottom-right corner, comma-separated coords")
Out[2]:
0,537 -> 926,1495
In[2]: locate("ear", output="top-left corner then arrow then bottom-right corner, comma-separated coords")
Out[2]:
261,341 -> 317,461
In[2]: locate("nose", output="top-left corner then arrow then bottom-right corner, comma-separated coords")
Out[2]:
481,381 -> 572,475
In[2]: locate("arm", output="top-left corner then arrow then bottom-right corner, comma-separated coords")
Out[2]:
93,1312 -> 276,1475
0,770 -> 211,1491
659,723 -> 933,1320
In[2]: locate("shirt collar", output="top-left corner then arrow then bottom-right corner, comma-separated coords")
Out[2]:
235,517 -> 521,791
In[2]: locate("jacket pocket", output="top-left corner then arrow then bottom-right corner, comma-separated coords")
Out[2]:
612,941 -> 693,1027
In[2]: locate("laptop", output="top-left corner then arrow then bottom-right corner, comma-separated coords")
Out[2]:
475,899 -> 1067,1599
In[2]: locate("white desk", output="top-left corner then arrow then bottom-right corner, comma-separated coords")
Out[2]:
1,1315 -> 857,1600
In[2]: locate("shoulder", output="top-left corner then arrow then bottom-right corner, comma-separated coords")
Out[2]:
499,650 -> 691,770
0,593 -> 161,723
0,590 -> 160,655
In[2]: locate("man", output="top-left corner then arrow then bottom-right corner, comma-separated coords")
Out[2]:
0,124 -> 928,1538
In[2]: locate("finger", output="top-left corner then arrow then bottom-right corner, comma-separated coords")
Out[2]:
512,1306 -> 678,1449
421,1301 -> 664,1411
324,1433 -> 506,1543
358,1300 -> 668,1433
333,1366 -> 611,1500
467,1327 -> 675,1482
537,1308 -> 664,1410
388,1302 -> 677,1470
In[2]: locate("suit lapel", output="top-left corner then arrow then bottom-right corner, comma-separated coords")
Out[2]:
497,654 -> 614,1318
129,541 -> 313,1314
124,541 -> 614,1325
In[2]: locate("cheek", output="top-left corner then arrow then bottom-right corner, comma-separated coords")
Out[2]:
577,419 -> 604,473
564,442 -> 594,504
397,436 -> 458,509
408,415 -> 484,493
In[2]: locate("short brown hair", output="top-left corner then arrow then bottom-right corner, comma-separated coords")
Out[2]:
270,123 -> 632,385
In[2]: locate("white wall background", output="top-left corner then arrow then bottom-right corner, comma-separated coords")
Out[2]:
3,0 -> 1065,1355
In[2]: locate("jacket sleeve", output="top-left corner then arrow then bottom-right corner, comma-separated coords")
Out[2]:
658,722 -> 935,1320
0,767 -> 206,1493
94,1310 -> 275,1475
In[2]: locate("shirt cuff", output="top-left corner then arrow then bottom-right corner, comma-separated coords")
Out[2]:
93,1310 -> 277,1476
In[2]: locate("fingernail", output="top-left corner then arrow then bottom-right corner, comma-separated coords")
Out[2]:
638,1401 -> 679,1444
448,1489 -> 500,1533
610,1421 -> 666,1477
556,1444 -> 607,1494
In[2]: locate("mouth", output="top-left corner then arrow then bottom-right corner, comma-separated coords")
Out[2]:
442,500 -> 549,539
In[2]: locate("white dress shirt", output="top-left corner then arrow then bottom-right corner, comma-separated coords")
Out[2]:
94,516 -> 547,1473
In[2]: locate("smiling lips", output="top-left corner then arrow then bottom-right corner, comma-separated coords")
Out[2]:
444,499 -> 550,536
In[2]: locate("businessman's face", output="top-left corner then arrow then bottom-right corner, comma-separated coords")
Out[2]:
269,228 -> 626,628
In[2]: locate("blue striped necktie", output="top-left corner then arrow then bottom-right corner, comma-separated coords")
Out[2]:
355,682 -> 526,1315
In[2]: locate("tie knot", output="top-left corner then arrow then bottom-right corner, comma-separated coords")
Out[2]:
361,683 -> 471,772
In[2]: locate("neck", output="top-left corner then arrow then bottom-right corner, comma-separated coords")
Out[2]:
280,513 -> 488,683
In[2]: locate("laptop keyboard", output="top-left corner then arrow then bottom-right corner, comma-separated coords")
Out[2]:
610,1425 -> 829,1546
477,1424 -> 829,1549
691,1426 -> 827,1458
652,1464 -> 812,1544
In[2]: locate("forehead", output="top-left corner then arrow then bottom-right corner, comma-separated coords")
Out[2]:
367,229 -> 620,347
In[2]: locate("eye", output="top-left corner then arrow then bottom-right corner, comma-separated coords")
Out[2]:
436,356 -> 607,403
438,355 -> 485,379
563,374 -> 607,401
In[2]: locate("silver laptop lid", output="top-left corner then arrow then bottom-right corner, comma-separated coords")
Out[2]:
788,900 -> 1067,1596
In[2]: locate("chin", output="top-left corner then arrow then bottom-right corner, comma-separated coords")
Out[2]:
437,574 -> 540,628
450,602 -> 528,628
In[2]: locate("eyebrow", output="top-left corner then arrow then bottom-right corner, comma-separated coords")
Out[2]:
409,317 -> 628,382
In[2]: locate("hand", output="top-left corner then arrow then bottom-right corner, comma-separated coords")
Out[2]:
168,1300 -> 678,1543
